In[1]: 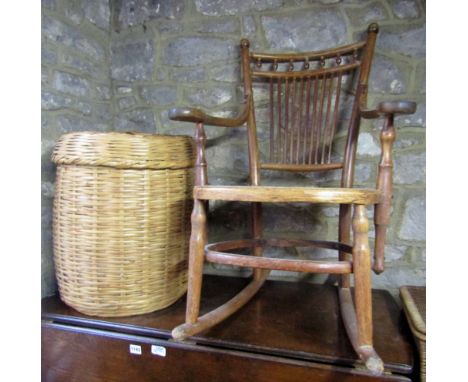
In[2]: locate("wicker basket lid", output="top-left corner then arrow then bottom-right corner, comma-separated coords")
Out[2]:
52,131 -> 195,170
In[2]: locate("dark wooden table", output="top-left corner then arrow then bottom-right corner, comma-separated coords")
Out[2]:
42,275 -> 416,381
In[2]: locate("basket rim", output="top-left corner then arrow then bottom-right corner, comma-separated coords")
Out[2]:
52,131 -> 195,170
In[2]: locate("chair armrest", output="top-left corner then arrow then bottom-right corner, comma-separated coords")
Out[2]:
360,100 -> 417,119
168,99 -> 250,127
370,101 -> 415,274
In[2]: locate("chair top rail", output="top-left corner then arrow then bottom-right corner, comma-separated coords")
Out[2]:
250,41 -> 366,63
252,61 -> 360,78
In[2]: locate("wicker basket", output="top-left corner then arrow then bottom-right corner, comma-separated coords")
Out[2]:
52,131 -> 194,317
400,286 -> 426,382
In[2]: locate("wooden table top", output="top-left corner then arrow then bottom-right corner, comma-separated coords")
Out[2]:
42,275 -> 414,375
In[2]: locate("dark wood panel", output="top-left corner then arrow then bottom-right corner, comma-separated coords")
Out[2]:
42,276 -> 414,374
42,323 -> 411,382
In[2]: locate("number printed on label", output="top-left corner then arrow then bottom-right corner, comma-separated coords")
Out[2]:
151,345 -> 166,357
129,344 -> 142,355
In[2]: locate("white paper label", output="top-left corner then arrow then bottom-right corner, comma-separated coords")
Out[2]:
151,345 -> 166,357
129,344 -> 142,355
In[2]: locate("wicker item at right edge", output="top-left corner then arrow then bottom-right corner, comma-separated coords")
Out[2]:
400,286 -> 426,382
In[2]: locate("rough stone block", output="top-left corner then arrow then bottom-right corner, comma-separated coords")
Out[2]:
155,67 -> 169,81
76,100 -> 92,115
95,84 -> 112,100
117,0 -> 185,29
372,265 -> 425,290
42,67 -> 50,85
41,181 -> 55,199
141,85 -> 177,105
111,39 -> 154,81
384,244 -> 408,262
357,132 -> 381,156
41,195 -> 56,297
164,37 -> 237,66
158,20 -> 184,34
94,103 -> 112,122
118,96 -> 136,110
388,0 -> 421,19
377,24 -> 426,58
115,109 -> 156,133
394,152 -> 425,184
208,140 -> 249,175
210,64 -> 240,83
83,0 -> 110,31
399,195 -> 426,241
41,137 -> 57,182
56,114 -> 109,133
305,162 -> 371,185
242,15 -> 256,35
42,90 -> 73,110
411,247 -> 426,263
395,101 -> 425,127
53,71 -> 90,97
263,205 -> 327,236
393,131 -> 425,149
322,206 -> 340,218
42,15 -> 105,62
262,9 -> 348,51
116,85 -> 133,94
369,55 -> 408,94
195,18 -> 240,34
415,62 -> 425,94
64,0 -> 84,25
61,53 -> 105,79
42,45 -> 57,65
185,87 -> 233,108
42,0 -> 56,10
172,67 -> 206,82
194,0 -> 282,16
345,1 -> 390,26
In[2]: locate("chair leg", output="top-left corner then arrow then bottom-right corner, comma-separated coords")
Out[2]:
339,204 -> 352,288
251,202 -> 264,280
184,199 -> 207,326
339,204 -> 384,375
172,200 -> 268,341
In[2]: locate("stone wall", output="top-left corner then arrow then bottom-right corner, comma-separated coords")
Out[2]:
41,0 -> 112,296
41,0 -> 425,297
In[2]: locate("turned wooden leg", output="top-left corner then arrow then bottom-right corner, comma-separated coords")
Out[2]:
374,114 -> 396,274
172,198 -> 268,340
185,199 -> 207,325
352,204 -> 383,374
339,204 -> 352,288
251,202 -> 264,280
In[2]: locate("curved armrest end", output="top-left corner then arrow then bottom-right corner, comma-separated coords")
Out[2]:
168,104 -> 249,127
360,100 -> 417,119
378,100 -> 417,115
168,107 -> 206,123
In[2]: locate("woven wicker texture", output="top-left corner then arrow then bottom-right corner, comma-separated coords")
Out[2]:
52,131 -> 194,169
400,286 -> 426,382
52,132 -> 194,317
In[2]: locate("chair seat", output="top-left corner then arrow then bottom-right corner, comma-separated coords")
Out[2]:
194,185 -> 381,204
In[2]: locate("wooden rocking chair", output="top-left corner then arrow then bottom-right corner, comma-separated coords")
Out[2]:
169,23 -> 416,375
